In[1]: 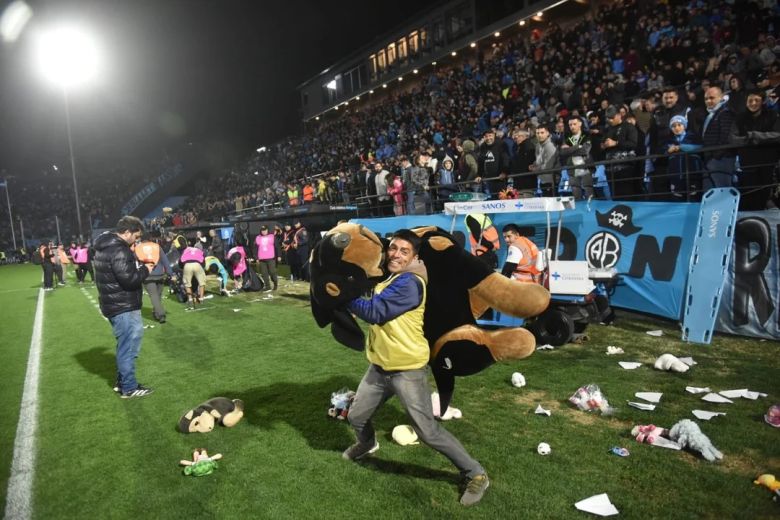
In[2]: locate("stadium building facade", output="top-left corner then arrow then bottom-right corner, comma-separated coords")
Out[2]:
297,0 -> 593,122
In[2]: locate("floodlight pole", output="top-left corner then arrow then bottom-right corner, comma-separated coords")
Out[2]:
3,178 -> 17,250
63,88 -> 84,241
19,217 -> 26,250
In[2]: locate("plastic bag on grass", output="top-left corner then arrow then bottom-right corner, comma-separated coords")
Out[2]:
569,384 -> 616,415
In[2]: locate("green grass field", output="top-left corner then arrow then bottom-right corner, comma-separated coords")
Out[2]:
1,263 -> 778,519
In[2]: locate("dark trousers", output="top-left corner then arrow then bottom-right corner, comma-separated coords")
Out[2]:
42,263 -> 54,288
257,259 -> 278,289
144,280 -> 166,320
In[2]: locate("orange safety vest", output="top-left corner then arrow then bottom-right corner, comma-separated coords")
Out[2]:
57,247 -> 70,264
302,184 -> 315,202
510,237 -> 543,283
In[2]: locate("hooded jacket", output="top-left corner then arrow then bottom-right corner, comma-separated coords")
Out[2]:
93,232 -> 149,319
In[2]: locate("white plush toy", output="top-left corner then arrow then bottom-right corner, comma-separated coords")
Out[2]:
431,392 -> 462,420
654,353 -> 689,373
668,419 -> 723,462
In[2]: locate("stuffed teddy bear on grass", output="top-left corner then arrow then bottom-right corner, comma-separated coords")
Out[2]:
178,397 -> 244,433
310,223 -> 550,414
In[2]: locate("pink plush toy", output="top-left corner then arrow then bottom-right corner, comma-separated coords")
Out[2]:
631,424 -> 666,444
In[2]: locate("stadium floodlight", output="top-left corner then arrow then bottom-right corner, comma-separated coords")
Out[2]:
256,146 -> 267,153
451,51 -> 457,56
432,61 -> 437,65
35,24 -> 101,89
355,96 -> 360,100
326,79 -> 337,90
537,11 -> 543,16
470,42 -> 476,48
52,164 -> 58,171
34,24 -> 102,240
398,76 -> 402,82
315,116 -> 320,120
413,69 -> 418,74
519,20 -> 526,26
382,84 -> 387,88
494,32 -> 500,37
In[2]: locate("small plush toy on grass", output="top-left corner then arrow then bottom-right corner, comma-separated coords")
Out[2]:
754,474 -> 780,492
180,448 -> 222,476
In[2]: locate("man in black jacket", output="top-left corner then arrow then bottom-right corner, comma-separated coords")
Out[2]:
94,216 -> 154,398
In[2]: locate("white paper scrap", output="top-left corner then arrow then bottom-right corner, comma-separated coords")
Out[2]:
702,393 -> 733,404
627,401 -> 656,411
535,404 -> 552,416
536,344 -> 555,351
574,493 -> 619,517
232,308 -> 242,312
635,392 -> 662,403
606,346 -> 624,355
743,391 -> 767,400
692,410 -> 726,421
646,329 -> 664,337
718,389 -> 748,399
678,356 -> 697,366
686,386 -> 711,394
619,361 -> 642,370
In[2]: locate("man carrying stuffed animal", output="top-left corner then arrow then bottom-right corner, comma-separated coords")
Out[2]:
343,229 -> 489,507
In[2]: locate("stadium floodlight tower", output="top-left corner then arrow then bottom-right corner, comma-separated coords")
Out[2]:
35,24 -> 101,240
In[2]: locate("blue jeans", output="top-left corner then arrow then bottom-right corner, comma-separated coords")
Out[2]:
348,364 -> 484,478
109,310 -> 144,393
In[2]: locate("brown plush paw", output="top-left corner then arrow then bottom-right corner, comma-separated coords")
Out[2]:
433,325 -> 536,362
469,273 -> 550,318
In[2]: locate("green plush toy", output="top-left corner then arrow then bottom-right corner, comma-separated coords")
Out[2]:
180,448 -> 222,476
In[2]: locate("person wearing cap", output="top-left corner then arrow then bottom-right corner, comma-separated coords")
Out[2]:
254,225 -> 279,291
342,229 -> 489,507
478,128 -> 509,198
667,115 -> 703,200
730,89 -> 780,210
601,105 -> 639,199
647,87 -> 693,200
700,86 -> 737,192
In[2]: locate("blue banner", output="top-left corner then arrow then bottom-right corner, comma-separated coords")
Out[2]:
716,211 -> 780,340
354,200 -> 702,320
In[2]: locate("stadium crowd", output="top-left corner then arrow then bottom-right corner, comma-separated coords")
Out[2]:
171,0 -> 780,223
2,0 -> 780,252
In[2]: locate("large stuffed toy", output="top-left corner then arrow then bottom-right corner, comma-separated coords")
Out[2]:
310,222 -> 550,412
178,397 -> 245,433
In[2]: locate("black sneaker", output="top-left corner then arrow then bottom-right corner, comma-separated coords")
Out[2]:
342,440 -> 379,460
120,385 -> 154,399
460,474 -> 489,506
158,316 -> 166,323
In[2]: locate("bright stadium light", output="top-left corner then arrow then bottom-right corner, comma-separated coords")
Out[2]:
470,42 -> 476,48
369,90 -> 374,94
34,23 -> 102,240
382,83 -> 387,88
315,116 -> 320,120
537,11 -> 543,16
432,61 -> 437,65
451,51 -> 457,56
398,76 -> 402,81
519,20 -> 526,26
355,96 -> 360,100
35,24 -> 101,89
494,31 -> 500,37
413,69 -> 418,74
326,79 -> 337,90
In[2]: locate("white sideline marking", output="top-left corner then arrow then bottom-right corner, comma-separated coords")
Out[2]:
4,289 -> 44,520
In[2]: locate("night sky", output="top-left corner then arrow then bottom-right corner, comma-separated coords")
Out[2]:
0,0 -> 439,178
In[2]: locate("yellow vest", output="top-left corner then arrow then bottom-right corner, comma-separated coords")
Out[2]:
366,273 -> 428,371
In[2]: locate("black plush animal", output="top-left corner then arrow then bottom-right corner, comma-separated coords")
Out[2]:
310,223 -> 550,413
